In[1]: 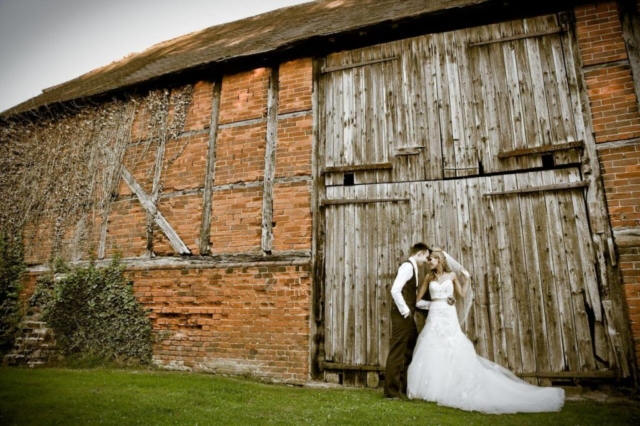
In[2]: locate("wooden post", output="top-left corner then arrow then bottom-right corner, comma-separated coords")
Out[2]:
200,77 -> 222,255
261,65 -> 279,253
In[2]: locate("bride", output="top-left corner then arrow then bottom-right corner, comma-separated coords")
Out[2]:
406,249 -> 565,414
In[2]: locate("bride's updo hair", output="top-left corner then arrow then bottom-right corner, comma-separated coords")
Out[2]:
424,248 -> 451,286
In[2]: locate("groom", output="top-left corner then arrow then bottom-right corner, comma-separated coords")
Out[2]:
384,242 -> 431,399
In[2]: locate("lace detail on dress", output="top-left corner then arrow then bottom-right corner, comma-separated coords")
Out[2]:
429,279 -> 453,299
425,280 -> 460,340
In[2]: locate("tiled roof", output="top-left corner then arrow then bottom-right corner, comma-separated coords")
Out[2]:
3,0 -> 488,116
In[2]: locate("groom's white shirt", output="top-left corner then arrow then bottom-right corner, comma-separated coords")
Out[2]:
391,257 -> 419,318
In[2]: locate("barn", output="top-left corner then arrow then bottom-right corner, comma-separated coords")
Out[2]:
1,0 -> 639,387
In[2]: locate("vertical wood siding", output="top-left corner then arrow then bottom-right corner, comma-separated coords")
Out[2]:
322,169 -> 618,380
317,13 -> 631,383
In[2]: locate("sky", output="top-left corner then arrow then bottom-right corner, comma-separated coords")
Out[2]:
0,0 -> 314,113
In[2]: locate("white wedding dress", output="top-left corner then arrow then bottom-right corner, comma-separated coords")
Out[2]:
407,279 -> 564,414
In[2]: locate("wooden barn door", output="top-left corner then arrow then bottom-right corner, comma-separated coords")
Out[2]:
317,13 -> 631,385
321,189 -> 411,386
416,170 -> 613,383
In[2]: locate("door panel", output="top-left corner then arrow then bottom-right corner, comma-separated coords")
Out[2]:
322,169 -> 620,377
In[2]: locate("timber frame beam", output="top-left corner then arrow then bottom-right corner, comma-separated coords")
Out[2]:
121,167 -> 191,255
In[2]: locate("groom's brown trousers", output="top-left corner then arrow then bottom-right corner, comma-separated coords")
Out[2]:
384,306 -> 419,398
384,261 -> 420,399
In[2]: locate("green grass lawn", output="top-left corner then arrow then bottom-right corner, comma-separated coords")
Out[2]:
1,367 -> 639,425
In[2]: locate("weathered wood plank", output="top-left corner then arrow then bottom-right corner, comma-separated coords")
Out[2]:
473,176 -> 495,360
334,198 -> 346,364
261,66 -> 279,253
423,36 -> 445,180
320,361 -> 384,371
501,31 -> 531,170
322,162 -> 392,174
121,167 -> 190,255
343,186 -> 356,370
377,184 -> 391,366
394,146 -> 425,156
490,22 -> 519,173
468,27 -> 562,47
498,141 -> 584,158
199,77 -> 222,255
324,204 -> 336,361
489,174 -> 516,368
321,57 -> 399,74
321,198 -> 409,206
455,29 -> 479,177
365,184 -> 378,367
352,186 -> 364,368
435,33 -> 456,179
554,170 -> 596,371
529,171 -> 565,373
516,172 -> 551,378
483,180 -> 588,196
539,170 -> 580,372
505,173 -> 538,383
512,23 -> 542,170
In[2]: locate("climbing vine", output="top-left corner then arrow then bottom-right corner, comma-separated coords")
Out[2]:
0,84 -> 194,263
0,232 -> 25,355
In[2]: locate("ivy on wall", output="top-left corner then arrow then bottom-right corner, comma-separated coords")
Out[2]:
0,85 -> 194,263
33,257 -> 153,364
0,232 -> 25,355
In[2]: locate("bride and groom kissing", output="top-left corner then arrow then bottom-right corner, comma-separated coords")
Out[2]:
383,243 -> 565,414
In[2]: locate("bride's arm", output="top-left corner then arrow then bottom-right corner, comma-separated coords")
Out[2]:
452,273 -> 468,298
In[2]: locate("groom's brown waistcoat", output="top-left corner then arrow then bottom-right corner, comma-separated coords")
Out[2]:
400,261 -> 417,309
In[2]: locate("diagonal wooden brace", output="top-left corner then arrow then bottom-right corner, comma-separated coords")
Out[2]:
121,167 -> 191,255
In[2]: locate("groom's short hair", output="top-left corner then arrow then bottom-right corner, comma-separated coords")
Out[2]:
409,242 -> 431,256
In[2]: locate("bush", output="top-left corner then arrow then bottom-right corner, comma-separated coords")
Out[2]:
36,257 -> 153,364
0,232 -> 24,355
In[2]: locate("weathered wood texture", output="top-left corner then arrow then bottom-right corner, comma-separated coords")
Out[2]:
200,78 -> 222,255
321,169 -> 627,378
261,66 -> 280,253
317,12 -> 632,382
121,167 -> 191,255
320,14 -> 583,186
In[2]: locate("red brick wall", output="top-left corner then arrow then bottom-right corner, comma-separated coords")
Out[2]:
130,264 -> 311,382
276,115 -> 313,178
154,194 -> 204,256
105,199 -> 148,258
273,182 -> 312,251
215,123 -> 267,185
576,2 -> 640,143
210,187 -> 263,253
279,59 -> 313,114
599,145 -> 640,229
599,144 -> 640,361
219,68 -> 269,124
183,81 -> 214,132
